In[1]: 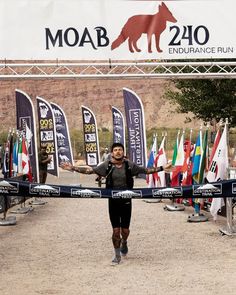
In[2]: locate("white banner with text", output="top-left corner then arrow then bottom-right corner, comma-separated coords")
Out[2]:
0,0 -> 235,60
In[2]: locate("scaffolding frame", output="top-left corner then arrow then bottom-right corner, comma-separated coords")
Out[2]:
0,60 -> 235,79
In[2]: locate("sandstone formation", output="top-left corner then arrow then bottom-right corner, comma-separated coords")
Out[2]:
0,78 -> 198,132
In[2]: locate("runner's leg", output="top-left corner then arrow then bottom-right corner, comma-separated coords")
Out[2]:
112,227 -> 121,248
109,199 -> 121,263
121,228 -> 129,256
120,200 -> 132,255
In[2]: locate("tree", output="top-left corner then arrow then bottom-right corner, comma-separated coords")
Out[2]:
164,79 -> 236,128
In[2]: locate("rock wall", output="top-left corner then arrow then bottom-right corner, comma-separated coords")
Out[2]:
0,78 -> 198,132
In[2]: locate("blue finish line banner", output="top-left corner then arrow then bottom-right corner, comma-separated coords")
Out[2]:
0,179 -> 236,199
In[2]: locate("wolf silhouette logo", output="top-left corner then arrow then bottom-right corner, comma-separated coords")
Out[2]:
111,2 -> 177,53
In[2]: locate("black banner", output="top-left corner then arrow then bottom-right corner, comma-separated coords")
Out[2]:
81,106 -> 100,166
51,102 -> 74,166
123,87 -> 147,168
37,97 -> 59,177
0,178 -> 236,199
15,90 -> 39,182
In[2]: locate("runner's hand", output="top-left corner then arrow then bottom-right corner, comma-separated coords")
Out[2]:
163,162 -> 173,173
60,162 -> 73,171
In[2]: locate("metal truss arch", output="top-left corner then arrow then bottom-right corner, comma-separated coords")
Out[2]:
0,61 -> 235,79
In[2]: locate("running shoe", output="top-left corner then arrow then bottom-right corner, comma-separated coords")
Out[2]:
111,255 -> 121,265
120,240 -> 128,256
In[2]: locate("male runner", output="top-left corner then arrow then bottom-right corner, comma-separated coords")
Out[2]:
61,143 -> 171,265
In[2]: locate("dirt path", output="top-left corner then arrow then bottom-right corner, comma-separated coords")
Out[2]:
0,172 -> 236,295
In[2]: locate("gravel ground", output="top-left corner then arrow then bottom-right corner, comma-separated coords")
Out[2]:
0,171 -> 236,295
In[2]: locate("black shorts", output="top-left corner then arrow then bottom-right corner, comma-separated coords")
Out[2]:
108,198 -> 132,229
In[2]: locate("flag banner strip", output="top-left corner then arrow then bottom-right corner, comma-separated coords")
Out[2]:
0,179 -> 236,199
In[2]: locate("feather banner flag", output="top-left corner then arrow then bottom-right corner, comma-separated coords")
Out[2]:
123,88 -> 147,174
51,102 -> 74,167
37,96 -> 59,177
16,90 -> 39,182
81,106 -> 100,167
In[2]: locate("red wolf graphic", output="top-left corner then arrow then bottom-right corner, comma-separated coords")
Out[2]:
111,2 -> 177,53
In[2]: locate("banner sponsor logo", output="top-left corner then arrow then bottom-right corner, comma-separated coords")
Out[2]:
193,183 -> 222,197
29,184 -> 60,196
0,180 -> 19,194
112,190 -> 142,199
152,187 -> 182,198
71,188 -> 101,198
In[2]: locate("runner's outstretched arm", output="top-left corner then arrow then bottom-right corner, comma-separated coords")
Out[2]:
145,162 -> 173,174
60,162 -> 94,174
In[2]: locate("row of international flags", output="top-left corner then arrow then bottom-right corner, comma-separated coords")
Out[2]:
146,122 -> 229,219
2,129 -> 32,181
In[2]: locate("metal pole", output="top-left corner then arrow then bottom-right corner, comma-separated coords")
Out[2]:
220,169 -> 236,235
219,119 -> 236,235
226,196 -> 233,233
225,119 -> 234,233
